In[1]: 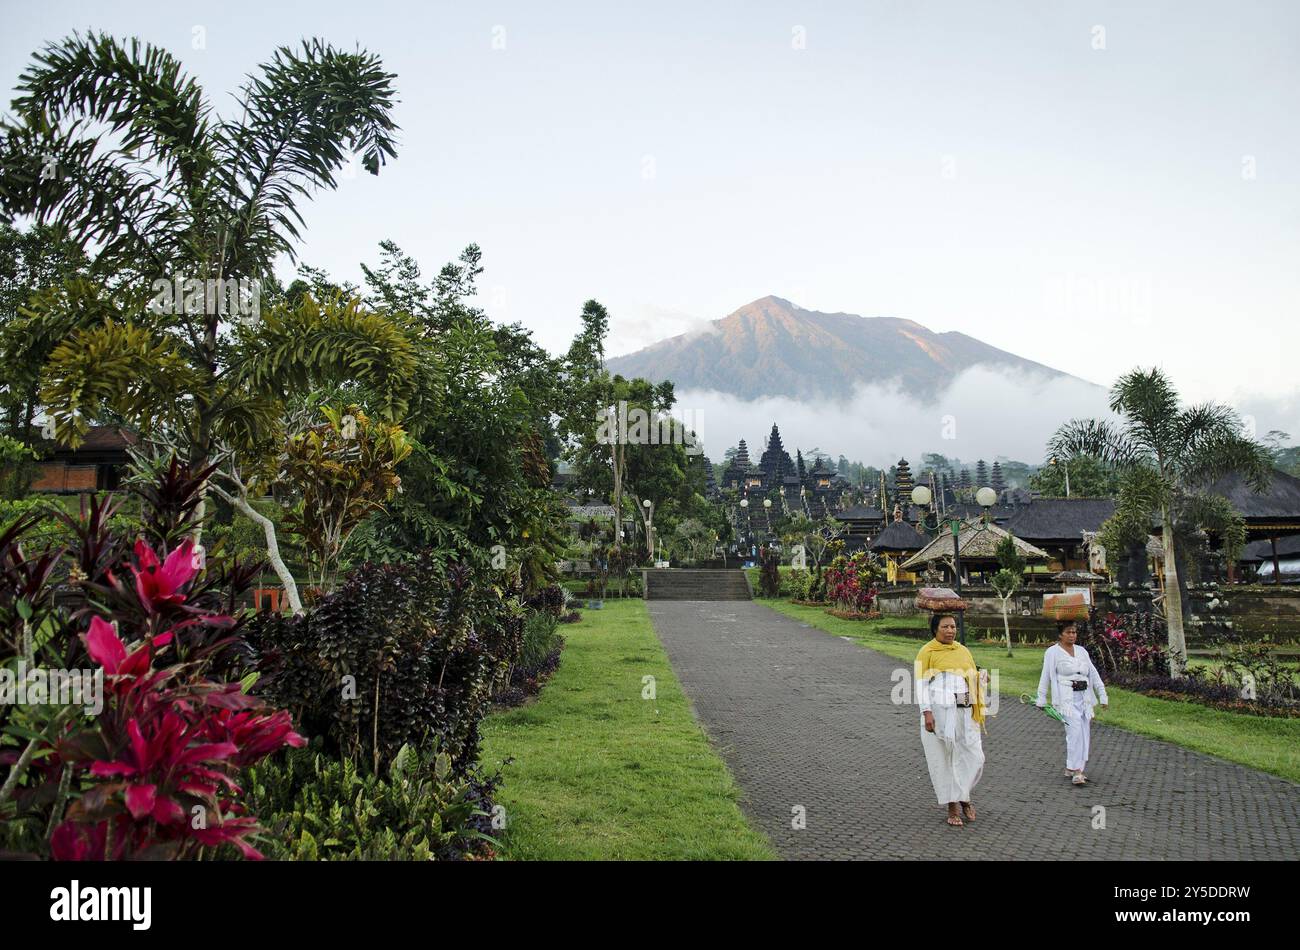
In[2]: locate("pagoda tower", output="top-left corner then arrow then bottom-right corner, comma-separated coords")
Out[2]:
975,459 -> 989,488
893,458 -> 914,508
723,440 -> 752,489
991,461 -> 1006,493
758,423 -> 795,483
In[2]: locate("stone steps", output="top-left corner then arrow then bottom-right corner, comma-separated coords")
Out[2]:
644,569 -> 752,601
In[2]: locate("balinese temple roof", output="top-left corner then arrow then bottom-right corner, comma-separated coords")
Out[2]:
903,520 -> 1049,570
836,505 -> 884,522
869,520 -> 928,553
1002,497 -> 1116,544
1204,469 -> 1300,534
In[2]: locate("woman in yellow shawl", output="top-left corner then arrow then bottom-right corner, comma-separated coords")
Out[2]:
915,613 -> 986,827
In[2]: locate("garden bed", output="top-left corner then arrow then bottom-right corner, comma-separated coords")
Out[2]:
825,608 -> 881,621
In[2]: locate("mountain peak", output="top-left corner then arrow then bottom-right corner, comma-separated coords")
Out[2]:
606,297 -> 1074,403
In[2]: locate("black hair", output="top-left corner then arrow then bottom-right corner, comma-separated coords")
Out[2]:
929,613 -> 957,635
1056,619 -> 1078,635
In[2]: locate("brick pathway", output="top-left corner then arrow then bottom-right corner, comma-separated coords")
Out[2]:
647,600 -> 1300,860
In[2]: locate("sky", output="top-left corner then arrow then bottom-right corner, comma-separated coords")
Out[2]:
4,0 -> 1299,464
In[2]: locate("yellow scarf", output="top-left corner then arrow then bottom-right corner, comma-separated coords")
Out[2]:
915,638 -> 986,727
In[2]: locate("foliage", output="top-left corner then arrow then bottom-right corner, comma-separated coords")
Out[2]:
1027,454 -> 1121,497
1080,612 -> 1171,677
758,546 -> 782,598
240,740 -> 498,861
0,34 -> 407,472
824,551 -> 882,613
1,462 -> 295,861
243,560 -> 523,778
1049,367 -> 1273,675
273,404 -> 411,592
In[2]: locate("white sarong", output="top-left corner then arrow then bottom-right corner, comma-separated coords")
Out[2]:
920,702 -> 984,805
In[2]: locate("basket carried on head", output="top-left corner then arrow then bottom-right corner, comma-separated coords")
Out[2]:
1043,592 -> 1089,621
916,587 -> 969,612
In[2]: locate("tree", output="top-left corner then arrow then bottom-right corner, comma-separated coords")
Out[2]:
0,33 -> 404,473
1028,454 -> 1121,497
1048,367 -> 1272,676
0,223 -> 89,441
990,534 -> 1026,657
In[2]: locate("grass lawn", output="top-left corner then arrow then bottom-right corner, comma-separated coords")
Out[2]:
764,600 -> 1300,785
479,599 -> 776,860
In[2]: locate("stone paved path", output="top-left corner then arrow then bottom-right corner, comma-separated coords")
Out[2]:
647,600 -> 1300,860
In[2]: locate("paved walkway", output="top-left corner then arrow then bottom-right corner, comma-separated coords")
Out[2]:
647,600 -> 1300,860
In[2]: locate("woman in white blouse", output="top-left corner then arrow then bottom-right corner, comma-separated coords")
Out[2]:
1036,620 -> 1108,785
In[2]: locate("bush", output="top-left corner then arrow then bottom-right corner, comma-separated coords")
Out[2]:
241,740 -> 499,860
244,559 -> 523,778
824,552 -> 881,613
1,460 -> 297,861
1079,611 -> 1170,676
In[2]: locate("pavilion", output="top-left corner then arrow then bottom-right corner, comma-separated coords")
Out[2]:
902,519 -> 1049,583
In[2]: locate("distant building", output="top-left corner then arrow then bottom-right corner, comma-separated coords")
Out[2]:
31,427 -> 138,494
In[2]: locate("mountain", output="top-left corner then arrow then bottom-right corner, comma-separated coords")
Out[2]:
606,295 -> 1080,402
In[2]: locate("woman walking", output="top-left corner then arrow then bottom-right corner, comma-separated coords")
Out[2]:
915,613 -> 986,827
1036,620 -> 1108,785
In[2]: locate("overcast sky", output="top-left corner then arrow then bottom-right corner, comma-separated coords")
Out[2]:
5,0 -> 1299,459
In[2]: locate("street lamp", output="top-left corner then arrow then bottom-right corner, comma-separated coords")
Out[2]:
913,483 -> 970,643
975,486 -> 998,522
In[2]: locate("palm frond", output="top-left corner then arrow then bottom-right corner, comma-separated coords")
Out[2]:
215,39 -> 399,275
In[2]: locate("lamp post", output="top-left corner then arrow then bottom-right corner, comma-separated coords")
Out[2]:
912,483 -> 971,644
740,497 -> 753,558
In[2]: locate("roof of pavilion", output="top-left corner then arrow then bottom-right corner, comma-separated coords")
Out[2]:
902,520 -> 1049,570
836,505 -> 885,522
1001,497 -> 1116,543
1204,468 -> 1300,521
869,520 -> 928,552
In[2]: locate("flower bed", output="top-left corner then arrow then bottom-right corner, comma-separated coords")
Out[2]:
824,608 -> 882,621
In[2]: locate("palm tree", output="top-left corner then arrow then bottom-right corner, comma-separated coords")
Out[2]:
0,33 -> 405,466
1048,368 -> 1272,676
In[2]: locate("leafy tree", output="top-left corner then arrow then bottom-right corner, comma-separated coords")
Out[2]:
0,32 -> 404,472
1028,454 -> 1121,497
0,223 -> 89,440
990,534 -> 1027,657
1049,367 -> 1272,676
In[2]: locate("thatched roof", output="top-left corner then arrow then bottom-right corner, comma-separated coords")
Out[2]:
902,520 -> 1048,570
869,520 -> 927,552
1204,468 -> 1300,521
1002,497 -> 1116,543
1240,534 -> 1300,562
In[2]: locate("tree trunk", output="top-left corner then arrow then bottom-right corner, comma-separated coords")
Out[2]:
1000,595 -> 1013,657
1161,509 -> 1187,678
218,485 -> 303,615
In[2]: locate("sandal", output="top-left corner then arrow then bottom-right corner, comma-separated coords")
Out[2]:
960,802 -> 976,822
1071,773 -> 1087,786
946,814 -> 964,827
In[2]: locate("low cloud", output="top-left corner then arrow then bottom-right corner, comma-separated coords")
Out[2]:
607,304 -> 717,357
677,365 -> 1114,466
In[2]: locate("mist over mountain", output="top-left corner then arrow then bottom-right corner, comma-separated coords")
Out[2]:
607,295 -> 1109,466
607,295 -> 1087,402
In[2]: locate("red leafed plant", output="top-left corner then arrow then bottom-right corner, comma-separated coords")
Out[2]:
824,551 -> 881,614
0,456 -> 303,860
50,601 -> 304,861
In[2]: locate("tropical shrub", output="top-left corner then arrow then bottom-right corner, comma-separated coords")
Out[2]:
1,462 -> 302,860
243,559 -> 523,777
824,552 -> 881,614
1080,612 -> 1170,676
240,740 -> 498,861
759,547 -> 781,598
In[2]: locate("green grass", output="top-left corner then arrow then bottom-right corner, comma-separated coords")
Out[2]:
764,600 -> 1300,785
479,600 -> 776,860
